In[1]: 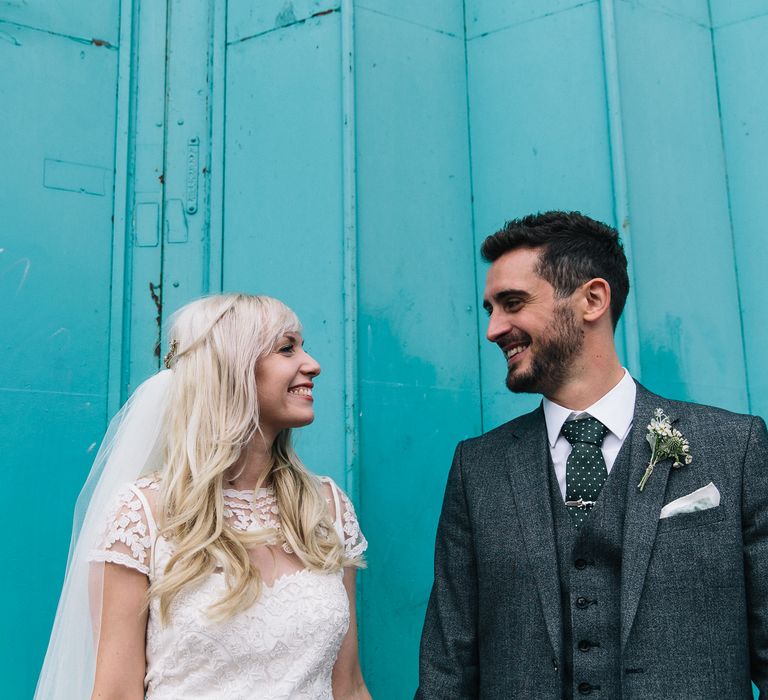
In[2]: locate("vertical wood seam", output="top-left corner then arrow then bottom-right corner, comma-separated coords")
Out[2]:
207,0 -> 227,293
157,0 -> 172,340
108,0 -> 138,416
340,0 -> 362,659
706,0 -> 752,412
341,0 -> 358,503
598,0 -> 642,378
462,0 -> 485,434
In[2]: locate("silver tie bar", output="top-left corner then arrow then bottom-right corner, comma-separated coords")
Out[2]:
565,499 -> 596,509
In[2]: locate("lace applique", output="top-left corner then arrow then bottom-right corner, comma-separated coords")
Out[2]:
223,487 -> 293,553
90,477 -> 159,575
337,488 -> 368,561
143,569 -> 348,699
319,477 -> 367,562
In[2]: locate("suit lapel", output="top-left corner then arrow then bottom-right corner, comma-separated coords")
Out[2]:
620,384 -> 676,650
505,407 -> 563,661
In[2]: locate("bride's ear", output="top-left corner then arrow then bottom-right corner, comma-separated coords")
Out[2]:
580,278 -> 612,324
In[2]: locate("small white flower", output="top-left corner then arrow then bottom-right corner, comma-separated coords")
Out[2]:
638,409 -> 693,491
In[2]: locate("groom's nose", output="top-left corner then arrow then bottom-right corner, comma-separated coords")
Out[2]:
486,311 -> 509,343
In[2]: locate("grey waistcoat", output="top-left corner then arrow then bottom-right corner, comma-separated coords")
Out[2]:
550,439 -> 634,699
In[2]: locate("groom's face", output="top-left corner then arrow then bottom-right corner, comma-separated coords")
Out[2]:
483,247 -> 583,396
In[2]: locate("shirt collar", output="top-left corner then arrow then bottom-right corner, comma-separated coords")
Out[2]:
542,369 -> 636,447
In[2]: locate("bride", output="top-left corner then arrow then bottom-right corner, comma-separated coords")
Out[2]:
36,294 -> 371,699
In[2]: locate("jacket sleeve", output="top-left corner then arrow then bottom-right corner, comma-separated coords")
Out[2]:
415,441 -> 479,699
744,415 -> 768,695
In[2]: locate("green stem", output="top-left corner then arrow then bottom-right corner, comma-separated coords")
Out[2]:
638,462 -> 655,491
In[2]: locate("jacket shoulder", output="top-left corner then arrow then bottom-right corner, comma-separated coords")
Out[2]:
637,383 -> 762,438
641,384 -> 755,422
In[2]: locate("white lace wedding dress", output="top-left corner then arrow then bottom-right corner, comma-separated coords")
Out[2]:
90,475 -> 367,699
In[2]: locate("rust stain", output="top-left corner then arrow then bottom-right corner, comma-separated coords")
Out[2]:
158,174 -> 165,184
149,281 -> 162,357
312,8 -> 336,17
91,38 -> 112,48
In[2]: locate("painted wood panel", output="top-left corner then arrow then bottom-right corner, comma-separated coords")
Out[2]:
122,0 -> 167,395
713,12 -> 768,419
466,0 -> 592,39
0,9 -> 120,699
160,0 -> 217,338
0,0 -> 119,44
223,11 -> 348,486
466,0 -> 616,430
354,5 -> 476,695
614,0 -> 748,411
710,0 -> 768,27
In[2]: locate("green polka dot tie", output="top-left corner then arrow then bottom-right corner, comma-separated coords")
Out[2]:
562,417 -> 609,527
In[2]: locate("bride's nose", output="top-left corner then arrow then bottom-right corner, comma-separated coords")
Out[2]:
302,352 -> 321,377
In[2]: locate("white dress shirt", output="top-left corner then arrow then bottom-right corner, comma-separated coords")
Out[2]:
542,369 -> 636,500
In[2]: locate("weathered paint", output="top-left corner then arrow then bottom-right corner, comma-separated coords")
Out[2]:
4,1 -> 768,698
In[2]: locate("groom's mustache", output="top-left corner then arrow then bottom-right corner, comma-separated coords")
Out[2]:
497,332 -> 532,350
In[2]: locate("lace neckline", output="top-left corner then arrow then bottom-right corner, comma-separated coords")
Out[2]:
222,486 -> 273,500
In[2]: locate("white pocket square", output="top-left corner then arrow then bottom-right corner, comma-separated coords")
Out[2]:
659,482 -> 720,520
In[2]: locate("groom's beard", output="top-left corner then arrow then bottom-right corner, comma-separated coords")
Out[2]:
506,302 -> 583,396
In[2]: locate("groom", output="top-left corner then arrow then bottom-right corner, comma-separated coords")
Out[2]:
416,211 -> 768,699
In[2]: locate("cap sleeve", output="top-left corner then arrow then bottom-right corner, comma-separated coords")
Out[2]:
89,478 -> 158,576
322,477 -> 368,562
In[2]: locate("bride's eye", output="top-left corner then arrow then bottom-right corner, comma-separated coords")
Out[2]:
278,343 -> 295,354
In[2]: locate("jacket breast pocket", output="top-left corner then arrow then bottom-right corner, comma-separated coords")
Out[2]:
656,504 -> 725,534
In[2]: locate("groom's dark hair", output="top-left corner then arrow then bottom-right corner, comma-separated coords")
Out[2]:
481,210 -> 629,329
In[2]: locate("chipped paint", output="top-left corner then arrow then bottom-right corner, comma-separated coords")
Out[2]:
229,6 -> 340,45
149,281 -> 163,357
275,2 -> 297,27
0,29 -> 21,46
1,257 -> 31,295
0,19 -> 118,48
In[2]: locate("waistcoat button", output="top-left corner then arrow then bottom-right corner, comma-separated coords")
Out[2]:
575,596 -> 589,608
577,682 -> 593,695
574,558 -> 587,570
577,639 -> 592,652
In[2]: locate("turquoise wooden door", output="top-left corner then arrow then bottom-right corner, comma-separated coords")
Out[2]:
0,4 -> 121,697
5,1 -> 768,698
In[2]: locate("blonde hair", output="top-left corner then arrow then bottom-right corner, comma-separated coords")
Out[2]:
150,294 -> 348,623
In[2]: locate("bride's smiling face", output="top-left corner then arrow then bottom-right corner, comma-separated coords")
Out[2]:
255,332 -> 321,437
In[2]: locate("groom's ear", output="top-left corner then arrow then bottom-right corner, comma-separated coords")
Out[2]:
579,278 -> 612,325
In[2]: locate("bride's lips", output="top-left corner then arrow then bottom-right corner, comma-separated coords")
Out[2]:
287,382 -> 314,401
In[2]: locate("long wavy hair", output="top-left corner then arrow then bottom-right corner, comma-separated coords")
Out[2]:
149,294 -> 347,623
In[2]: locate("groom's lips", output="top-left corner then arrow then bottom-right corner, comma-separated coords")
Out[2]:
501,340 -> 531,366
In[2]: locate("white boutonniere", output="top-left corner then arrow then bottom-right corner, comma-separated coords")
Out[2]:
637,408 -> 693,492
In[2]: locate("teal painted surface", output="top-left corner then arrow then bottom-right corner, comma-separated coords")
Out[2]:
613,0 -> 748,411
712,4 -> 768,422
0,6 -> 120,699
354,4 -> 478,692
4,1 -> 767,698
223,6 -> 347,486
466,0 -> 617,432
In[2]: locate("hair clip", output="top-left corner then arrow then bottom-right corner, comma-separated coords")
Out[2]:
163,339 -> 179,369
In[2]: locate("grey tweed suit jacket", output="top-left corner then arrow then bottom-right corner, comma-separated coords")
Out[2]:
416,383 -> 768,699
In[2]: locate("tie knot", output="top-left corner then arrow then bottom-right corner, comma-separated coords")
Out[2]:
561,416 -> 608,447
